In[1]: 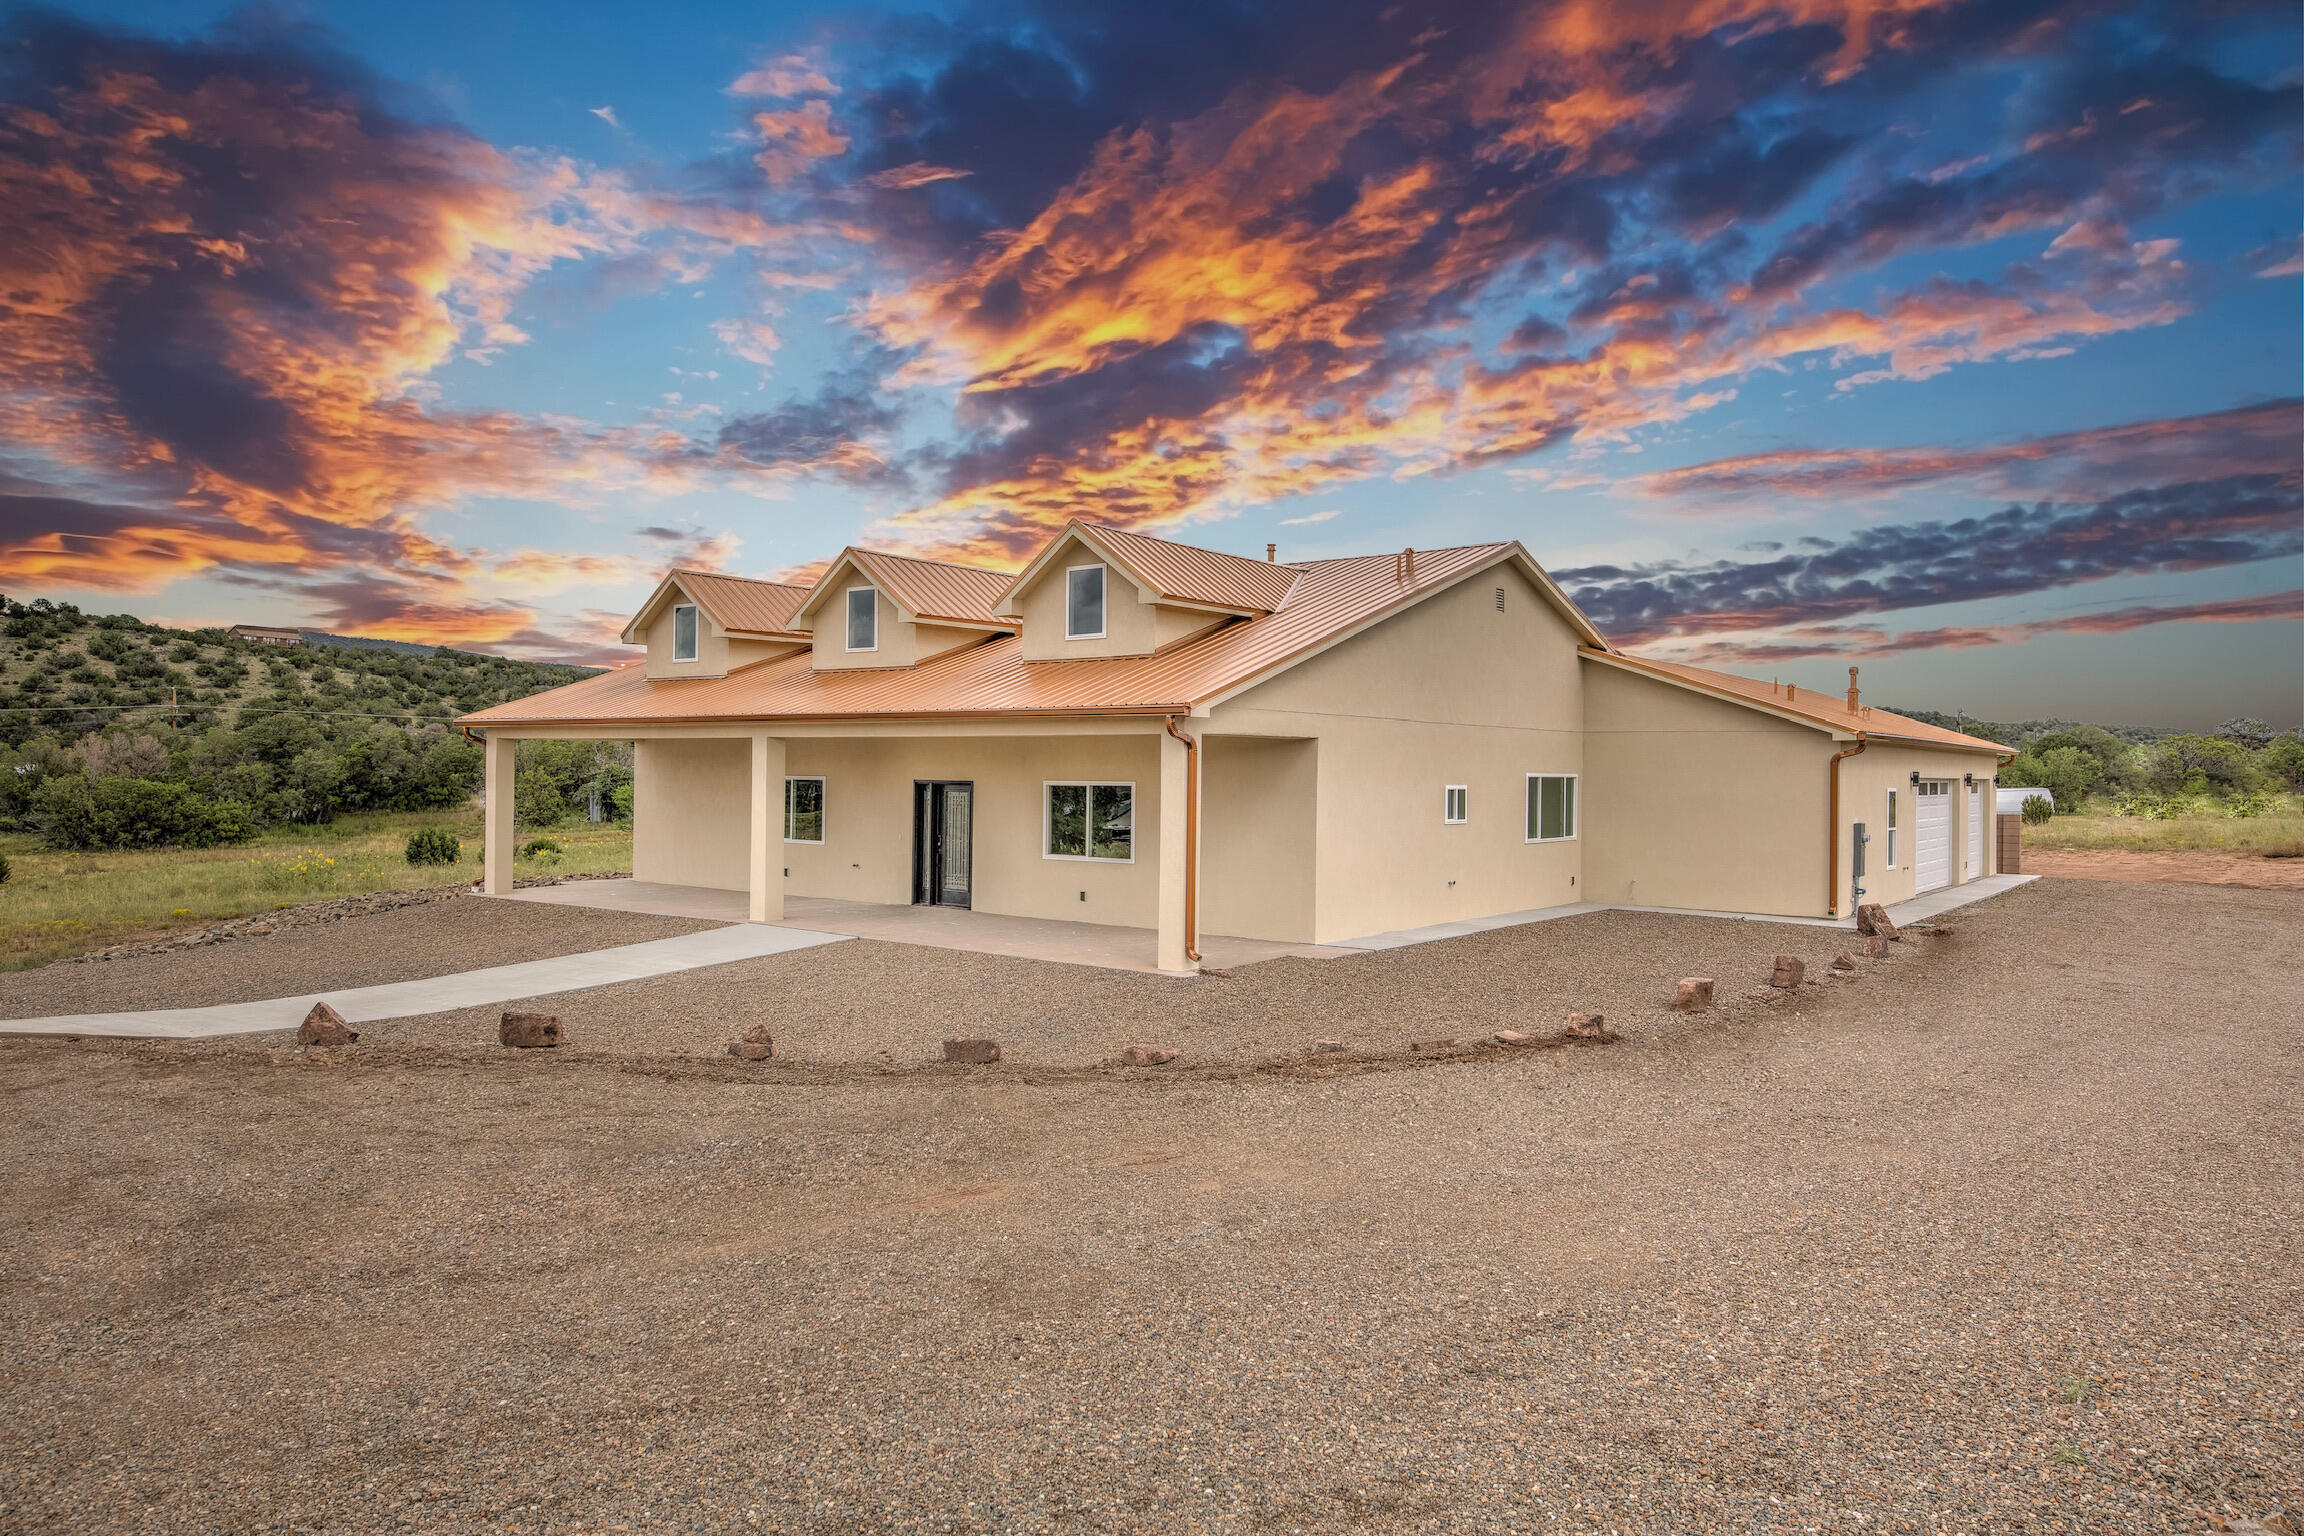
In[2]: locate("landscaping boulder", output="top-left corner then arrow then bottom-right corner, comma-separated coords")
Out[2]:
729,1040 -> 772,1061
1830,951 -> 1859,972
499,1012 -> 562,1049
1862,934 -> 1889,959
1565,1012 -> 1608,1039
1118,1044 -> 1177,1066
1491,1029 -> 1533,1047
943,1038 -> 1001,1064
1410,1037 -> 1457,1052
1855,902 -> 1899,939
1674,977 -> 1715,1013
297,1001 -> 358,1047
1769,955 -> 1806,989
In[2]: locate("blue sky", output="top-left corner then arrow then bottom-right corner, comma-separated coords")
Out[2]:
2,0 -> 2298,726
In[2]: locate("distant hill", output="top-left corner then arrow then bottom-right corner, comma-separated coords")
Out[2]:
0,597 -> 601,746
1882,708 -> 2179,748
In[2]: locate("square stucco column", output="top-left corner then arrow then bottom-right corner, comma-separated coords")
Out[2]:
1155,725 -> 1199,973
482,733 -> 515,895
748,733 -> 786,923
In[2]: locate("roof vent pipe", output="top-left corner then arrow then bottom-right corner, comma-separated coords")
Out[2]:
1396,547 -> 1416,583
1846,665 -> 1861,711
1266,543 -> 1276,562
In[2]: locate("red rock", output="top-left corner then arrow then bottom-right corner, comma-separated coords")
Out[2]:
297,1001 -> 357,1047
1862,934 -> 1889,958
728,1041 -> 771,1061
1674,977 -> 1715,1012
741,1024 -> 773,1046
1118,1044 -> 1177,1066
1769,956 -> 1806,989
499,1012 -> 562,1049
1565,1011 -> 1608,1038
1491,1030 -> 1533,1046
1855,902 -> 1899,938
1830,951 -> 1859,971
943,1038 -> 1001,1064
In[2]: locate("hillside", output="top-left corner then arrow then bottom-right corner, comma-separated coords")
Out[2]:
0,597 -> 599,746
1880,708 -> 2179,748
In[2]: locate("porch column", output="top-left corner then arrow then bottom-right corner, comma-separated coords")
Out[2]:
748,732 -> 786,923
1156,726 -> 1198,972
482,732 -> 515,895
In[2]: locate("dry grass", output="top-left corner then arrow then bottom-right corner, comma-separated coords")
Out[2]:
2025,798 -> 2304,856
0,810 -> 631,971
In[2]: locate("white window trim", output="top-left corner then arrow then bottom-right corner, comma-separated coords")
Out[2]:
1443,785 -> 1468,824
1885,789 -> 1899,869
1524,772 -> 1580,843
1041,779 -> 1137,863
784,776 -> 825,845
1064,563 -> 1107,640
844,586 -> 879,653
670,602 -> 699,662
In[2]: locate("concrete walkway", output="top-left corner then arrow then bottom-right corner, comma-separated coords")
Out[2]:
0,924 -> 851,1041
494,882 -> 1348,974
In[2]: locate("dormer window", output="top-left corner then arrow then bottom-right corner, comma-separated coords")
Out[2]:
672,603 -> 698,661
1066,564 -> 1106,639
845,587 -> 878,652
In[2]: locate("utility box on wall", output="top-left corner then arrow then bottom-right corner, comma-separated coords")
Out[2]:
1995,813 -> 2023,875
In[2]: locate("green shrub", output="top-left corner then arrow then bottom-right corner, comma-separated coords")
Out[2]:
404,826 -> 462,865
30,776 -> 258,850
2021,794 -> 2053,826
0,851 -> 10,885
519,836 -> 563,858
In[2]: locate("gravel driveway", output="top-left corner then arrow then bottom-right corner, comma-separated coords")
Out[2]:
0,878 -> 2296,1533
0,893 -> 716,1019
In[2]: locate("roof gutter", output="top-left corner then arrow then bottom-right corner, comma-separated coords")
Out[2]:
1828,733 -> 1868,919
1163,714 -> 1202,965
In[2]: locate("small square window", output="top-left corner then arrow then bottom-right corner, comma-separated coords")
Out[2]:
671,603 -> 698,661
845,587 -> 877,651
1066,565 -> 1106,639
1444,785 -> 1468,823
785,777 -> 824,843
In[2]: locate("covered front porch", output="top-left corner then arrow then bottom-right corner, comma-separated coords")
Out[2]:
479,717 -> 1313,975
490,879 -> 1345,974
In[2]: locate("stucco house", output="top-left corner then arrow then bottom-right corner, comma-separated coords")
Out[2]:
459,521 -> 2010,970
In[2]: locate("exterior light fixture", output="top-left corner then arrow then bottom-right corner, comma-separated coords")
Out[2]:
1963,773 -> 1974,787
1909,771 -> 1921,786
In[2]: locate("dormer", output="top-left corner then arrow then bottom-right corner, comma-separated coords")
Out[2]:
621,570 -> 811,680
994,520 -> 1300,661
789,547 -> 1018,670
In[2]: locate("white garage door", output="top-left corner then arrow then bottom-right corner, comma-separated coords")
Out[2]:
1967,783 -> 1985,877
1915,780 -> 1953,894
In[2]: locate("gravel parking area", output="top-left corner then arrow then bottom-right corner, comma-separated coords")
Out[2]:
271,905 -> 1876,1066
0,893 -> 717,1019
0,878 -> 2297,1534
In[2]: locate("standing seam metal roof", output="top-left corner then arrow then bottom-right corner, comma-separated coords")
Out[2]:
464,543 -> 1523,725
668,570 -> 812,636
1075,522 -> 1303,612
1582,649 -> 2012,751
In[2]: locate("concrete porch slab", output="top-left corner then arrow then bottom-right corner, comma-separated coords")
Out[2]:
491,879 -> 1348,975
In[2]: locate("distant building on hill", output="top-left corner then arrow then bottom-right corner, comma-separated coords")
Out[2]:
227,624 -> 305,648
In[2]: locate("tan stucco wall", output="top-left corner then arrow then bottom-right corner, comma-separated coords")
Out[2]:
1213,563 -> 1584,942
809,583 -> 912,670
1581,666 -> 1824,917
642,588 -> 728,679
1582,662 -> 2003,917
1013,533 -> 1230,660
632,738 -> 753,890
1199,735 -> 1317,941
771,733 -> 1171,926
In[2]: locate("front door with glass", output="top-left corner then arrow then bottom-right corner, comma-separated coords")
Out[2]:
913,781 -> 974,908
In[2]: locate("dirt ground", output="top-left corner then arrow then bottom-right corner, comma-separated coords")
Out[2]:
2025,848 -> 2304,889
0,878 -> 2297,1534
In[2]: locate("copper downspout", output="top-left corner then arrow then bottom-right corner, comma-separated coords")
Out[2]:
1163,715 -> 1202,964
1827,733 -> 1869,918
460,726 -> 485,745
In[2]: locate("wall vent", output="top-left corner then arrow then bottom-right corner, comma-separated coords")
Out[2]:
1494,586 -> 1505,612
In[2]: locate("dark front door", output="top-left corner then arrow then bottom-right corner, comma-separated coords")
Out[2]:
913,781 -> 974,908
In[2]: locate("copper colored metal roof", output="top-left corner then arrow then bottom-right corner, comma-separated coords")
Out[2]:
833,548 -> 1019,630
466,542 -> 1527,727
670,570 -> 811,637
1078,522 -> 1301,612
1583,649 -> 2012,752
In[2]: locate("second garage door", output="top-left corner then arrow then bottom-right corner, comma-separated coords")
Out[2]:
1915,780 -> 1953,893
